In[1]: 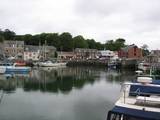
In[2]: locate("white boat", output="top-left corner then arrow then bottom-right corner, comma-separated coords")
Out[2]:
138,62 -> 150,71
39,61 -> 66,67
0,63 -> 31,74
0,66 -> 6,74
107,77 -> 160,120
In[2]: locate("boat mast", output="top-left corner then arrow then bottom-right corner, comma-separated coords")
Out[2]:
45,40 -> 47,60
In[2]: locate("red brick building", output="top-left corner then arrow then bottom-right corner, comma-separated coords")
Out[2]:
118,44 -> 142,59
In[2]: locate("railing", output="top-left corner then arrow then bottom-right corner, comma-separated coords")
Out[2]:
122,89 -> 160,108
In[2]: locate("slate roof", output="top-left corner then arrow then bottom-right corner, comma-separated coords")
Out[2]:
24,45 -> 40,52
121,44 -> 137,52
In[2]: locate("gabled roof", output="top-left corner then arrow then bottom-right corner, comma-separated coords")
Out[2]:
25,45 -> 56,52
75,48 -> 97,52
24,45 -> 40,52
121,44 -> 137,52
4,40 -> 24,45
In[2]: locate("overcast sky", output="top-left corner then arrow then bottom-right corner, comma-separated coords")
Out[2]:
0,0 -> 160,49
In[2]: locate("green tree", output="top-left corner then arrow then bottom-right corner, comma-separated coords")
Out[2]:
59,32 -> 73,51
105,40 -> 115,51
46,33 -> 61,49
32,35 -> 40,45
141,44 -> 149,56
73,35 -> 88,48
14,35 -> 23,41
114,38 -> 126,50
3,29 -> 16,40
40,33 -> 47,45
54,51 -> 58,58
0,35 -> 4,42
95,42 -> 104,50
86,39 -> 96,49
105,38 -> 126,51
23,34 -> 33,45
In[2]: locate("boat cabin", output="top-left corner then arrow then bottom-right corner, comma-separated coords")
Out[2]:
107,77 -> 160,120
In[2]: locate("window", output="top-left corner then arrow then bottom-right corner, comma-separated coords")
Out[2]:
107,112 -> 147,120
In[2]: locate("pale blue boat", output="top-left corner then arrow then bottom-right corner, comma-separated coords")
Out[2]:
0,63 -> 31,74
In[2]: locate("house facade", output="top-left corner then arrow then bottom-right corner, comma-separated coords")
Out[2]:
58,52 -> 75,61
98,50 -> 118,60
4,40 -> 24,59
74,48 -> 98,59
24,45 -> 40,61
24,45 -> 56,61
145,50 -> 160,63
118,44 -> 142,59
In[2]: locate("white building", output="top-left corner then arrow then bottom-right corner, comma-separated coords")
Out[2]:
24,45 -> 40,61
99,50 -> 119,60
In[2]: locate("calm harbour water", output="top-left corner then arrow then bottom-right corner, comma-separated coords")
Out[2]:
0,67 -> 135,120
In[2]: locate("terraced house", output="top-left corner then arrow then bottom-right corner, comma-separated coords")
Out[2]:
118,44 -> 142,59
4,40 -> 24,59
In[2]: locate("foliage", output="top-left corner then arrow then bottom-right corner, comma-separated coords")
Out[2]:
141,44 -> 149,56
0,28 -> 127,51
54,51 -> 58,58
59,32 -> 73,51
104,38 -> 126,51
0,35 -> 4,42
3,29 -> 16,40
73,35 -> 88,48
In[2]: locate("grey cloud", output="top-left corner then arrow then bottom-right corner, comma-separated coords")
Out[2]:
0,0 -> 160,49
75,0 -> 129,17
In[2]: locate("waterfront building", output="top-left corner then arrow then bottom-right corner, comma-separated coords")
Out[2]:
4,40 -> 24,59
39,45 -> 56,60
74,48 -> 98,60
98,50 -> 119,60
57,52 -> 75,61
118,44 -> 142,59
24,45 -> 56,61
24,45 -> 40,61
145,50 -> 160,63
151,50 -> 160,62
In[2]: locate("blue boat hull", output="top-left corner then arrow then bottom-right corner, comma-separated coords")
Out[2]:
5,68 -> 30,74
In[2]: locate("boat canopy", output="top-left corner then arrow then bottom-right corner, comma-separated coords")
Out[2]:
129,84 -> 160,96
107,106 -> 160,120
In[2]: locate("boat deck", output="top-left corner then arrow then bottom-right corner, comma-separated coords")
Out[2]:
117,96 -> 160,112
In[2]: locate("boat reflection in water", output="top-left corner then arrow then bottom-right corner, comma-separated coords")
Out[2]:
0,67 -> 100,94
0,67 -> 137,120
0,67 -> 136,94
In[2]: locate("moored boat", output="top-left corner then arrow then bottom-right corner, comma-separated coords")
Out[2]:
0,63 -> 31,74
107,77 -> 160,120
138,62 -> 150,71
14,60 -> 26,66
39,61 -> 66,67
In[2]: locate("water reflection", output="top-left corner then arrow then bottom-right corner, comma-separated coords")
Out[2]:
0,67 -> 135,94
105,69 -> 136,83
0,67 -> 136,120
